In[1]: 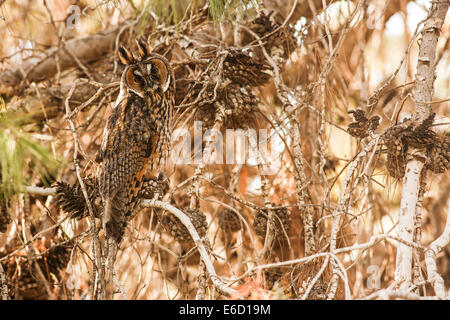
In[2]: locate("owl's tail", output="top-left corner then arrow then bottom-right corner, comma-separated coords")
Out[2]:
103,197 -> 127,243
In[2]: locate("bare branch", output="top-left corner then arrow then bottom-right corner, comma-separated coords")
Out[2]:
0,30 -> 118,88
425,205 -> 450,298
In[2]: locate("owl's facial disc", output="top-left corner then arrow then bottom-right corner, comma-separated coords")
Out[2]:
145,58 -> 170,93
125,67 -> 146,97
123,56 -> 171,96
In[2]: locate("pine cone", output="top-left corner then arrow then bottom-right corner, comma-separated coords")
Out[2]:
55,177 -> 101,220
194,83 -> 259,129
253,205 -> 291,239
347,109 -> 380,138
384,133 -> 407,179
426,135 -> 449,173
223,50 -> 271,87
249,12 -> 296,61
141,173 -> 170,200
161,207 -> 208,243
264,267 -> 283,289
2,241 -> 72,299
218,208 -> 242,233
382,113 -> 448,178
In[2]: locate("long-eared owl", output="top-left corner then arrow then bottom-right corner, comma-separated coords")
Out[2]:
97,39 -> 175,243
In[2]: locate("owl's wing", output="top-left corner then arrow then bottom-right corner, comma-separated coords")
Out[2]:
98,96 -> 158,243
98,96 -> 155,201
96,92 -> 127,163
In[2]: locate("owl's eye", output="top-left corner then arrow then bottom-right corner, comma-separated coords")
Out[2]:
131,69 -> 145,86
148,64 -> 160,80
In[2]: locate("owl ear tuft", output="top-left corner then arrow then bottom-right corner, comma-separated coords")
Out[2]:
118,46 -> 134,65
136,38 -> 150,60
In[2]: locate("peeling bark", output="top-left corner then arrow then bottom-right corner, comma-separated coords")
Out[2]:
395,154 -> 425,289
425,205 -> 450,298
412,2 -> 448,127
394,1 -> 449,291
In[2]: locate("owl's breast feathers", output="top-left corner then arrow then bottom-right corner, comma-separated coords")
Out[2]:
98,92 -> 168,198
97,91 -> 172,242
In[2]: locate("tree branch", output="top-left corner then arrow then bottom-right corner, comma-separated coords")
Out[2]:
395,1 -> 449,290
0,29 -> 118,89
425,205 -> 450,298
412,1 -> 449,127
142,199 -> 237,297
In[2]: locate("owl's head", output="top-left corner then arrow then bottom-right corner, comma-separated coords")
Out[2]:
118,39 -> 172,97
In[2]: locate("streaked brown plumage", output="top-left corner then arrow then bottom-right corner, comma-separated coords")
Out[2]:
97,39 -> 174,243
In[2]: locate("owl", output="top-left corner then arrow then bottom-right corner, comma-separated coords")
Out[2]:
97,39 -> 175,243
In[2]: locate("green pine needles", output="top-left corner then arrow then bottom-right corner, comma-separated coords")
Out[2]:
0,111 -> 61,201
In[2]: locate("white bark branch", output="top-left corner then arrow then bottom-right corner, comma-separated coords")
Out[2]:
395,154 -> 425,289
395,0 -> 449,291
425,205 -> 450,298
142,199 -> 237,297
0,262 -> 9,300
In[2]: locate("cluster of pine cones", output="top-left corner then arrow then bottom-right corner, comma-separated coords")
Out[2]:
253,205 -> 291,239
1,240 -> 72,299
346,110 -> 449,179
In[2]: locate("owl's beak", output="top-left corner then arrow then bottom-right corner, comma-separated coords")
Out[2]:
147,80 -> 159,92
145,77 -> 161,93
